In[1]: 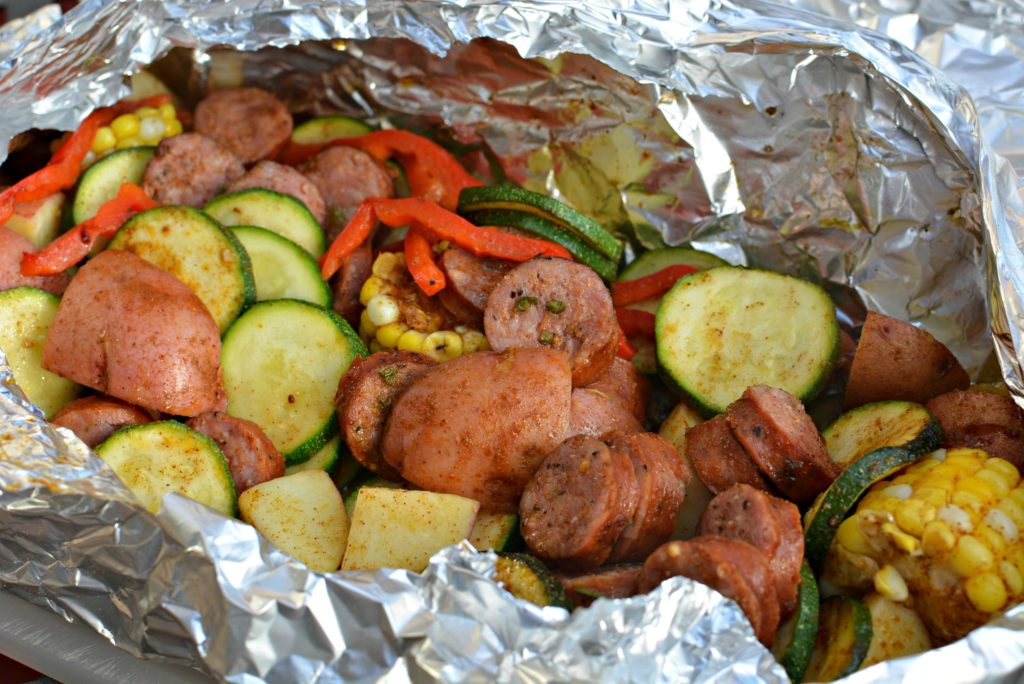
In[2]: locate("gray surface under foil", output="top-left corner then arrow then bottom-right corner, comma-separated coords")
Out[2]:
0,0 -> 1023,682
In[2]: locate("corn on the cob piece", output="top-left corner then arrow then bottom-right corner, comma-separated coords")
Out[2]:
357,252 -> 488,362
826,447 -> 1024,643
83,103 -> 183,168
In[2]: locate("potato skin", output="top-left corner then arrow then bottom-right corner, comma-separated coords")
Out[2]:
42,250 -> 226,416
844,312 -> 969,409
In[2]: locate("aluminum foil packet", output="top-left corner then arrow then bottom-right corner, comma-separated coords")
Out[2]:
0,0 -> 1023,681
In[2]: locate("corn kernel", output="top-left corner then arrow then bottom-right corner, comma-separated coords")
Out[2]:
922,520 -> 956,556
460,330 -> 489,354
986,458 -> 1021,485
837,515 -> 872,555
873,564 -> 909,602
977,467 -> 1013,497
1000,560 -> 1024,596
166,119 -> 183,137
944,451 -> 984,472
91,126 -> 117,153
1010,487 -> 1024,509
894,499 -> 935,538
987,506 -> 1021,541
976,523 -> 1007,557
358,309 -> 377,339
371,252 -> 404,279
366,294 -> 401,327
116,136 -> 143,149
158,102 -> 177,121
916,474 -> 955,494
952,489 -> 986,513
938,504 -> 974,533
913,487 -> 950,507
134,106 -> 160,119
422,330 -> 463,362
359,276 -> 389,306
368,339 -> 383,353
930,463 -> 959,480
110,113 -> 141,138
396,329 -> 426,352
879,484 -> 913,500
950,535 -> 995,577
959,475 -> 998,500
375,322 -> 408,348
882,522 -> 920,553
139,116 -> 166,144
907,458 -> 940,475
965,572 -> 1008,613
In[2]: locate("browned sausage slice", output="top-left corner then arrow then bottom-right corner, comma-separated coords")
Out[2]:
605,431 -> 684,563
194,88 -> 293,164
42,250 -> 226,416
638,536 -> 779,646
685,414 -> 771,494
331,239 -> 373,327
227,160 -> 326,225
187,411 -> 284,494
381,348 -> 572,513
519,435 -> 639,571
845,311 -> 969,408
926,390 -> 1024,471
336,350 -> 435,480
567,388 -> 642,439
301,147 -> 394,241
557,564 -> 641,607
437,247 -> 512,326
633,431 -> 692,488
727,385 -> 837,504
583,356 -> 651,423
484,257 -> 617,387
697,484 -> 803,617
50,395 -> 153,448
142,133 -> 245,208
0,227 -> 70,295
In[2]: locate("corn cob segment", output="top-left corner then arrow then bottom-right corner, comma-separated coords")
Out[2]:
826,448 -> 1024,643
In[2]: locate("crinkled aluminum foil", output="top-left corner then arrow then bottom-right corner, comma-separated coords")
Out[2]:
0,0 -> 1023,681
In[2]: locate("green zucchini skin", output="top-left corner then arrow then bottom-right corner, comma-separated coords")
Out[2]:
774,562 -> 821,683
469,513 -> 522,552
804,596 -> 873,682
285,434 -> 341,476
822,401 -> 943,470
230,225 -> 332,307
205,189 -> 326,258
655,266 -> 839,416
291,116 -> 373,144
495,552 -> 572,610
617,246 -> 728,281
72,146 -> 155,225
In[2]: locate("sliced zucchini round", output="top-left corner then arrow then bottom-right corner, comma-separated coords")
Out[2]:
803,596 -> 873,682
284,434 -> 341,476
221,300 -> 365,465
109,205 -> 255,333
494,552 -> 571,610
0,287 -> 80,418
655,266 -> 839,415
804,446 -> 919,569
72,146 -> 155,225
469,513 -> 521,552
96,421 -> 236,516
772,562 -> 820,683
231,226 -> 332,307
205,189 -> 326,258
292,116 -> 373,144
822,400 -> 943,470
618,246 -> 728,281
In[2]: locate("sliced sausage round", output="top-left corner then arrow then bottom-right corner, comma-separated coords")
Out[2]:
583,356 -> 651,423
437,247 -> 513,326
50,395 -> 153,448
698,484 -> 803,617
381,348 -> 572,513
331,239 -> 373,327
301,147 -> 394,241
226,160 -> 326,225
187,411 -> 284,494
484,256 -> 617,387
685,414 -> 772,494
726,385 -> 837,504
194,88 -> 292,164
604,431 -> 685,563
557,564 -> 642,608
638,536 -> 780,646
519,434 -> 639,571
42,250 -> 225,416
336,350 -> 435,480
926,390 -> 1024,471
142,133 -> 245,208
0,227 -> 70,295
567,387 -> 642,439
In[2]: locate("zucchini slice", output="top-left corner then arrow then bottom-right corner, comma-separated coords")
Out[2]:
458,208 -> 618,280
72,146 -> 155,225
205,189 -> 326,258
109,206 -> 255,333
221,300 -> 365,465
772,562 -> 820,684
285,434 -> 341,476
619,246 -> 728,280
292,116 -> 372,144
803,446 -> 919,568
332,446 -> 365,490
822,400 -> 943,470
96,421 -> 236,516
230,226 -> 332,307
0,287 -> 80,418
803,596 -> 873,682
469,513 -> 522,552
458,184 -> 622,262
494,552 -> 572,610
656,266 -> 839,415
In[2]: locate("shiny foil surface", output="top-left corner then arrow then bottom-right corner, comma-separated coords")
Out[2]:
0,0 -> 1022,682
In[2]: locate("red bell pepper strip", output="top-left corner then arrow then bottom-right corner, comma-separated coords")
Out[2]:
320,198 -> 570,283
20,183 -> 158,276
280,130 -> 482,210
0,95 -> 170,226
405,226 -> 446,296
616,331 -> 637,360
610,263 -> 700,307
615,307 -> 656,339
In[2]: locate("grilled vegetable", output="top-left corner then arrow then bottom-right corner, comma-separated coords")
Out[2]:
772,562 -> 820,684
291,116 -> 373,145
494,552 -> 572,610
823,401 -> 943,470
803,596 -> 873,682
469,513 -> 521,552
72,146 -> 155,226
826,448 -> 1024,643
284,435 -> 341,476
860,593 -> 931,669
86,102 -> 181,166
205,189 -> 326,258
343,475 -> 405,518
230,226 -> 332,307
3,193 -> 64,248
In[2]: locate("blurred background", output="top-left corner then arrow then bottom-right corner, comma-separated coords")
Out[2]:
0,0 -> 74,23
